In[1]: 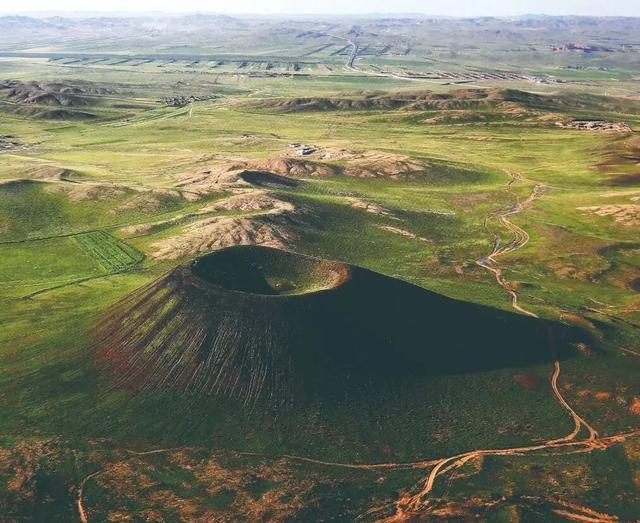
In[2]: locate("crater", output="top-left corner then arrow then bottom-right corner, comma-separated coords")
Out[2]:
190,246 -> 349,296
95,246 -> 587,407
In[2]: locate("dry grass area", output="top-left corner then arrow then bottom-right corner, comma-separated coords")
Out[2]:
0,438 -> 69,506
247,157 -> 338,177
513,374 -> 541,390
344,196 -> 395,217
204,191 -> 294,213
1,165 -> 70,182
174,162 -> 249,198
171,149 -> 434,192
246,150 -> 431,180
547,256 -> 610,281
90,450 -> 320,522
377,225 -> 431,243
115,190 -> 181,213
578,205 -> 640,227
151,214 -> 294,260
45,183 -> 127,201
311,148 -> 430,179
559,120 -> 632,132
150,190 -> 300,259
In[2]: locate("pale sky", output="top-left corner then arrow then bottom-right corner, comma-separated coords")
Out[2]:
1,0 -> 639,17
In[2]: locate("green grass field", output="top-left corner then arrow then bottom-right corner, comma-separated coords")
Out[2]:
0,15 -> 639,521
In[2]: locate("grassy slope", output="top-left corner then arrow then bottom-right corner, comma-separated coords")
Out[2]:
0,59 -> 638,518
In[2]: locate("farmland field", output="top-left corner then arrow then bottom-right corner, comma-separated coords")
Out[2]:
73,232 -> 143,272
0,12 -> 639,522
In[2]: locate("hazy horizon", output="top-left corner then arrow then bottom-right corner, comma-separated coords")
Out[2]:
1,0 -> 639,17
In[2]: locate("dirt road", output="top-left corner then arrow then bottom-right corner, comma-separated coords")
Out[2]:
75,171 -> 633,522
372,171 -> 607,520
475,172 -> 599,446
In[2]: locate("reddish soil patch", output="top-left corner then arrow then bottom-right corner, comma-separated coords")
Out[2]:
594,392 -> 612,401
513,374 -> 540,390
578,204 -> 640,227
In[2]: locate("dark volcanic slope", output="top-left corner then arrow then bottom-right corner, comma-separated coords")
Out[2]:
95,246 -> 581,406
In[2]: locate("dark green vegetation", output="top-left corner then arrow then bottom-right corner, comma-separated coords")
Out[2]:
0,12 -> 639,522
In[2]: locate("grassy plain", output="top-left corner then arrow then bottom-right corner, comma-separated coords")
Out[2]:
0,17 -> 639,520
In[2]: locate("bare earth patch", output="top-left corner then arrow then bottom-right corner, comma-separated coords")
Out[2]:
174,149 -> 433,190
377,225 -> 431,243
247,157 -> 338,177
341,151 -> 429,179
149,189 -> 300,259
119,223 -> 160,236
0,438 -> 65,506
594,392 -> 613,401
151,215 -> 293,259
578,205 -> 640,227
174,163 -> 248,198
89,450 -> 316,522
114,189 -> 182,213
513,374 -> 541,390
344,196 -> 396,217
559,120 -> 632,132
204,190 -> 294,213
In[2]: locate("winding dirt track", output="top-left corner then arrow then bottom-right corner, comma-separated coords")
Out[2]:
76,431 -> 640,522
77,470 -> 102,523
76,171 -> 636,522
370,430 -> 640,522
369,171 -> 610,520
475,172 -> 600,447
475,172 -> 542,316
621,347 -> 640,357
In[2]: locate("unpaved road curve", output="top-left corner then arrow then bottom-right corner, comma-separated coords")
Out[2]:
76,427 -> 640,522
547,359 -> 600,446
621,347 -> 640,357
370,171 -> 607,520
77,470 -> 102,523
475,173 -> 544,317
76,172 -> 630,522
475,172 -> 599,447
365,429 -> 640,521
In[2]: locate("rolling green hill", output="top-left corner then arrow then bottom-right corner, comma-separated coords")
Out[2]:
0,14 -> 639,521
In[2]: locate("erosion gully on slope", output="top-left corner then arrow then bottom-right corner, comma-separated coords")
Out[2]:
76,171 -> 637,523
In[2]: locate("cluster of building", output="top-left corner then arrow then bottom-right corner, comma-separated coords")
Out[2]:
288,143 -> 317,156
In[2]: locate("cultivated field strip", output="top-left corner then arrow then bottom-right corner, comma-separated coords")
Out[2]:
73,231 -> 143,273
